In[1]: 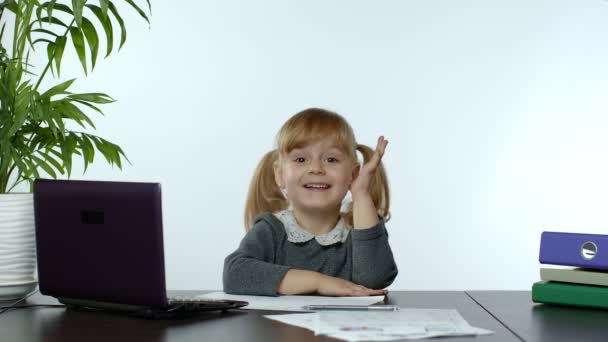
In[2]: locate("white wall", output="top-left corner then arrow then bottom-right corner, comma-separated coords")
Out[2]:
11,0 -> 608,290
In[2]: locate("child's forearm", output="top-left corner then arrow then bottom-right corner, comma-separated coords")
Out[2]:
277,269 -> 321,295
352,193 -> 380,229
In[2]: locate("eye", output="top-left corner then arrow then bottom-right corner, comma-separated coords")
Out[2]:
294,157 -> 306,163
327,157 -> 339,163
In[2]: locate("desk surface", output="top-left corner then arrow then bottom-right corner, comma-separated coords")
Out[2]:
0,290 -> 518,342
467,291 -> 608,342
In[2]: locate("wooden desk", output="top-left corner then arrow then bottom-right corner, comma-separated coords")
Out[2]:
0,291 -> 518,342
467,291 -> 608,342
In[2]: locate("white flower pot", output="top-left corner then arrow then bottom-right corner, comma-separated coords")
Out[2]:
0,193 -> 38,299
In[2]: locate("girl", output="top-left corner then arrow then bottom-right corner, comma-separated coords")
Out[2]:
223,108 -> 398,296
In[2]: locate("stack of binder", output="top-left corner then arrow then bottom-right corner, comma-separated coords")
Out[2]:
534,232 -> 608,309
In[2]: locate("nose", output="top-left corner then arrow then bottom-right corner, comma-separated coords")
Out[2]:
308,159 -> 325,174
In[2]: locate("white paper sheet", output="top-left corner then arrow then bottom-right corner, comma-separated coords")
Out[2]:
315,310 -> 432,335
197,292 -> 385,311
265,308 -> 495,341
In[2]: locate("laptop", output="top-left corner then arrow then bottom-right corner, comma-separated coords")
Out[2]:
33,179 -> 247,318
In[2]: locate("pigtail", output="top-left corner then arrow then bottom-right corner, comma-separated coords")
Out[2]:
244,150 -> 288,230
343,144 -> 391,227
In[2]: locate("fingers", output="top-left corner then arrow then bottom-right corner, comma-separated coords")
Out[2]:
364,288 -> 388,296
353,289 -> 386,297
362,136 -> 388,174
375,136 -> 388,157
348,284 -> 388,297
319,277 -> 389,297
375,136 -> 388,165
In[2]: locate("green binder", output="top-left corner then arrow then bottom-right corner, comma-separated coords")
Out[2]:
532,281 -> 608,310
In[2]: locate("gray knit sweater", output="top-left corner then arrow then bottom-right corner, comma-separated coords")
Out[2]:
223,212 -> 398,296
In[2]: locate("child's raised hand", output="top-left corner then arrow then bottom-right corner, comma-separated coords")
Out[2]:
317,274 -> 388,297
350,136 -> 388,199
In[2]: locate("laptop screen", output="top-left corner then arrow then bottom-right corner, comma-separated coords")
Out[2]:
33,179 -> 168,308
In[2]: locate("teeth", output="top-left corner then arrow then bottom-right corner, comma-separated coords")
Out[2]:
305,184 -> 329,189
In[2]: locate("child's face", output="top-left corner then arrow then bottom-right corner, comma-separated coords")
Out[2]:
274,139 -> 358,214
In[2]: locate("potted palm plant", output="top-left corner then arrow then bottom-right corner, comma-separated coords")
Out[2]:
0,0 -> 150,299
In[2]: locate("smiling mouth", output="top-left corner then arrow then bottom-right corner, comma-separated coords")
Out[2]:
303,183 -> 331,190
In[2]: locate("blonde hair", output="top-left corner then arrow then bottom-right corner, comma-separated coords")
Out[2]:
244,108 -> 390,229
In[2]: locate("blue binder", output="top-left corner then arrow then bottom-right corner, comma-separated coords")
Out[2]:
539,231 -> 608,269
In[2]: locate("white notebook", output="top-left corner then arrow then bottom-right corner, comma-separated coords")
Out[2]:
198,292 -> 385,312
540,267 -> 608,286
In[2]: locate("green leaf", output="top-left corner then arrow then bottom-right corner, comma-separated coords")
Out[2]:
16,79 -> 31,93
3,1 -> 18,13
31,28 -> 60,38
45,115 -> 59,140
81,134 -> 95,161
33,3 -> 69,47
61,133 -> 78,177
31,154 -> 57,178
36,1 -> 44,24
91,136 -> 111,164
69,27 -> 87,75
80,17 -> 99,70
100,0 -> 109,17
70,99 -> 103,116
46,148 -> 64,164
72,0 -> 85,28
39,2 -> 73,17
74,135 -> 88,172
54,104 -> 86,129
50,112 -> 66,139
124,0 -> 150,25
13,84 -> 32,125
86,4 -> 113,57
41,149 -> 65,175
31,98 -> 51,121
41,79 -> 75,99
13,149 -> 31,178
33,16 -> 68,28
105,139 -> 122,169
24,158 -> 41,179
0,146 -> 12,179
66,92 -> 114,104
26,25 -> 36,50
55,99 -> 96,128
108,2 -> 126,49
79,134 -> 93,171
112,147 -> 122,168
29,130 -> 49,151
7,92 -> 30,137
45,0 -> 59,19
32,38 -> 54,46
53,36 -> 66,76
115,143 -> 130,165
46,42 -> 55,76
94,137 -> 130,170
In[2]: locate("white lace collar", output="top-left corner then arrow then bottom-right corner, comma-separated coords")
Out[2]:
273,210 -> 349,246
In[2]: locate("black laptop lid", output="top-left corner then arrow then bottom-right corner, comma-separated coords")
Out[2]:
33,179 -> 167,308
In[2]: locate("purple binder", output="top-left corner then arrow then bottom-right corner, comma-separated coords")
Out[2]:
539,231 -> 608,269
